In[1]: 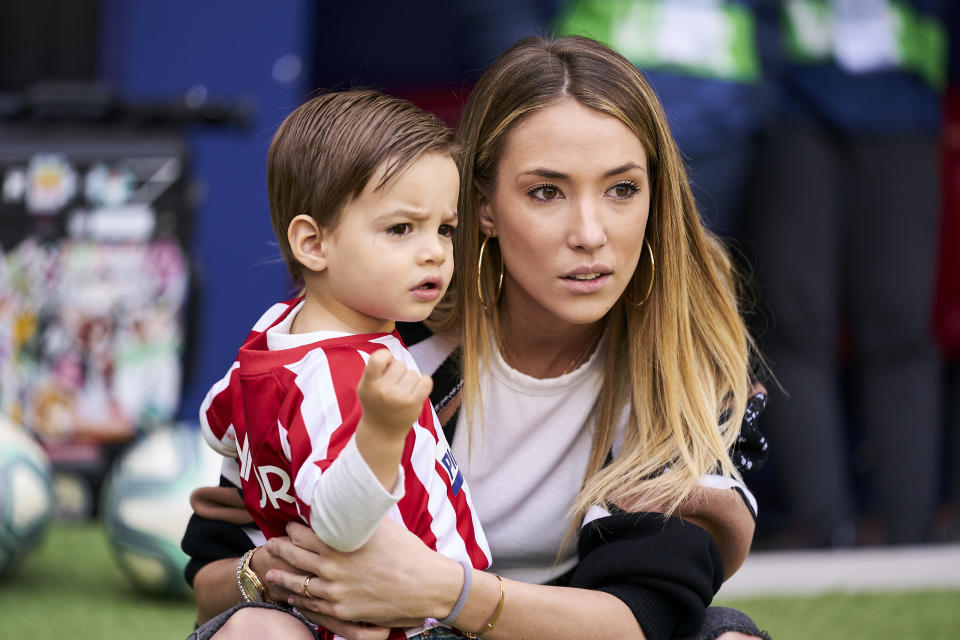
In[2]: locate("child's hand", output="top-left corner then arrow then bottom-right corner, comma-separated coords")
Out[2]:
357,349 -> 433,438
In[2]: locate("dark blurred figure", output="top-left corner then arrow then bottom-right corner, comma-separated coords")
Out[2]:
744,0 -> 948,547
935,2 -> 960,542
309,2 -> 552,125
554,0 -> 777,239
0,0 -> 100,91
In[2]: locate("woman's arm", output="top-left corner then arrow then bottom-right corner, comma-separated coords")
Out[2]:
186,530 -> 299,625
265,520 -> 646,640
182,483 -> 297,624
669,484 -> 756,579
448,575 -> 646,640
193,557 -> 243,625
265,482 -> 757,640
612,482 -> 756,582
181,487 -> 253,624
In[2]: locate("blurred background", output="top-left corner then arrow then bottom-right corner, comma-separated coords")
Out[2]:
0,1 -> 957,638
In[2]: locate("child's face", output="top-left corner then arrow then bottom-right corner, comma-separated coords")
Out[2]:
315,152 -> 459,331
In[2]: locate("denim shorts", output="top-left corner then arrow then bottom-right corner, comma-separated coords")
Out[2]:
412,626 -> 470,640
188,602 -> 320,640
188,601 -> 470,640
189,602 -> 768,640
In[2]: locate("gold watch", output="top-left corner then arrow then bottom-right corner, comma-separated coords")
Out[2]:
236,548 -> 269,603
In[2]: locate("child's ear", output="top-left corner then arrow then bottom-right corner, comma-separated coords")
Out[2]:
477,191 -> 497,238
288,214 -> 327,272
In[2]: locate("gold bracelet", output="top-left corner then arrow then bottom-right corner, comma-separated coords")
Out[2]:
464,574 -> 504,638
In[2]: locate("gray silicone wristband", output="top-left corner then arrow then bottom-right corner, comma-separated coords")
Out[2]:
439,560 -> 473,626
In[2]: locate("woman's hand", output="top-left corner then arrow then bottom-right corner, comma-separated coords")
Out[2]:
249,541 -> 303,605
264,518 -> 463,629
191,542 -> 302,626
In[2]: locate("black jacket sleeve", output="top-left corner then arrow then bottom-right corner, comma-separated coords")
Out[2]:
567,513 -> 724,640
180,478 -> 254,588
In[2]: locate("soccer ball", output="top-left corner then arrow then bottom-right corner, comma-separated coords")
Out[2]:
0,414 -> 54,577
101,423 -> 223,597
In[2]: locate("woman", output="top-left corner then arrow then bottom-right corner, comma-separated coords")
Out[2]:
184,35 -> 770,640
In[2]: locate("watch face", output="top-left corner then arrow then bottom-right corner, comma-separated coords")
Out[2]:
240,574 -> 263,602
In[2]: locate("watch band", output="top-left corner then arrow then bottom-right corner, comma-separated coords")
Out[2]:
237,547 -> 266,603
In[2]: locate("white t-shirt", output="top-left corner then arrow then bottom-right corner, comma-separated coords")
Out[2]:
410,332 -> 758,585
411,335 -> 604,584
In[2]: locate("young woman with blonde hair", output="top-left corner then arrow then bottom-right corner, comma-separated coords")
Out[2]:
184,34 -> 770,640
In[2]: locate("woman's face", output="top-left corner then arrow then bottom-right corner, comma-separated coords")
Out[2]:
480,98 -> 651,329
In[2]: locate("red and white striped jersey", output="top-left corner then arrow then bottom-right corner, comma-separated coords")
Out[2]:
200,297 -> 491,571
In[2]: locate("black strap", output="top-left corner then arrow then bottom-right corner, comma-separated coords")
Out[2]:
430,346 -> 463,415
395,321 -> 434,347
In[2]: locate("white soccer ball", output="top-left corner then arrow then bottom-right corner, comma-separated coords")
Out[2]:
101,423 -> 222,597
0,414 -> 54,577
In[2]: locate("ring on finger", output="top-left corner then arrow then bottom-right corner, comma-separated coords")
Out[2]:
303,575 -> 316,598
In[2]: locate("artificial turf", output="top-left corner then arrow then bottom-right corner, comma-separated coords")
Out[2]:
1,523 -> 957,639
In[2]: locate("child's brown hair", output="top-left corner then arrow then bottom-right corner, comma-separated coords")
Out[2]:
268,89 -> 458,281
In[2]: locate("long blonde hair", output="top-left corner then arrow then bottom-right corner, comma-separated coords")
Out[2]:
430,35 -> 754,529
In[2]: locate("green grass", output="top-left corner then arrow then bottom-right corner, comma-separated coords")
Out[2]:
0,522 -> 196,640
1,523 -> 958,639
718,591 -> 960,640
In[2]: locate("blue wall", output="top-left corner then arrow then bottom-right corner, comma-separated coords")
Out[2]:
93,1 -> 549,422
98,0 -> 311,419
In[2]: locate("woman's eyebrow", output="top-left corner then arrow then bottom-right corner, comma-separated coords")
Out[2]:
603,162 -> 646,178
520,163 -> 646,181
521,168 -> 566,180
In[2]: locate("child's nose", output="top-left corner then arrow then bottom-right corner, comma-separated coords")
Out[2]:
420,235 -> 445,264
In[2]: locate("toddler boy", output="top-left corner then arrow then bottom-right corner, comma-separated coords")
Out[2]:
200,89 -> 490,639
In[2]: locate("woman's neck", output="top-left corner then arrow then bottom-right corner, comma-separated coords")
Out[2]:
496,306 -> 604,379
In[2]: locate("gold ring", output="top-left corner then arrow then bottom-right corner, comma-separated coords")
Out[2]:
303,575 -> 315,598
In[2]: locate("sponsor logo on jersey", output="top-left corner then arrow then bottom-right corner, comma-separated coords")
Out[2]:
238,432 -> 295,509
439,448 -> 463,496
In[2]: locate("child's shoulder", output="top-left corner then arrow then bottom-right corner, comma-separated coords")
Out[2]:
249,297 -> 302,334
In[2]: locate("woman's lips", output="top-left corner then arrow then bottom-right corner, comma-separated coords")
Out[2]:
560,272 -> 611,293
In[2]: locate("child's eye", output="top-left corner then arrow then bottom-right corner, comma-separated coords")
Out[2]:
606,181 -> 640,199
387,223 -> 412,236
439,224 -> 457,238
527,183 -> 563,202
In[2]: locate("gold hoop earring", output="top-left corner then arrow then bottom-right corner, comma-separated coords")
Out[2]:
625,239 -> 655,307
477,235 -> 503,313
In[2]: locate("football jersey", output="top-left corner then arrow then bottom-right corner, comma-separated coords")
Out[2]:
200,297 -> 491,572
